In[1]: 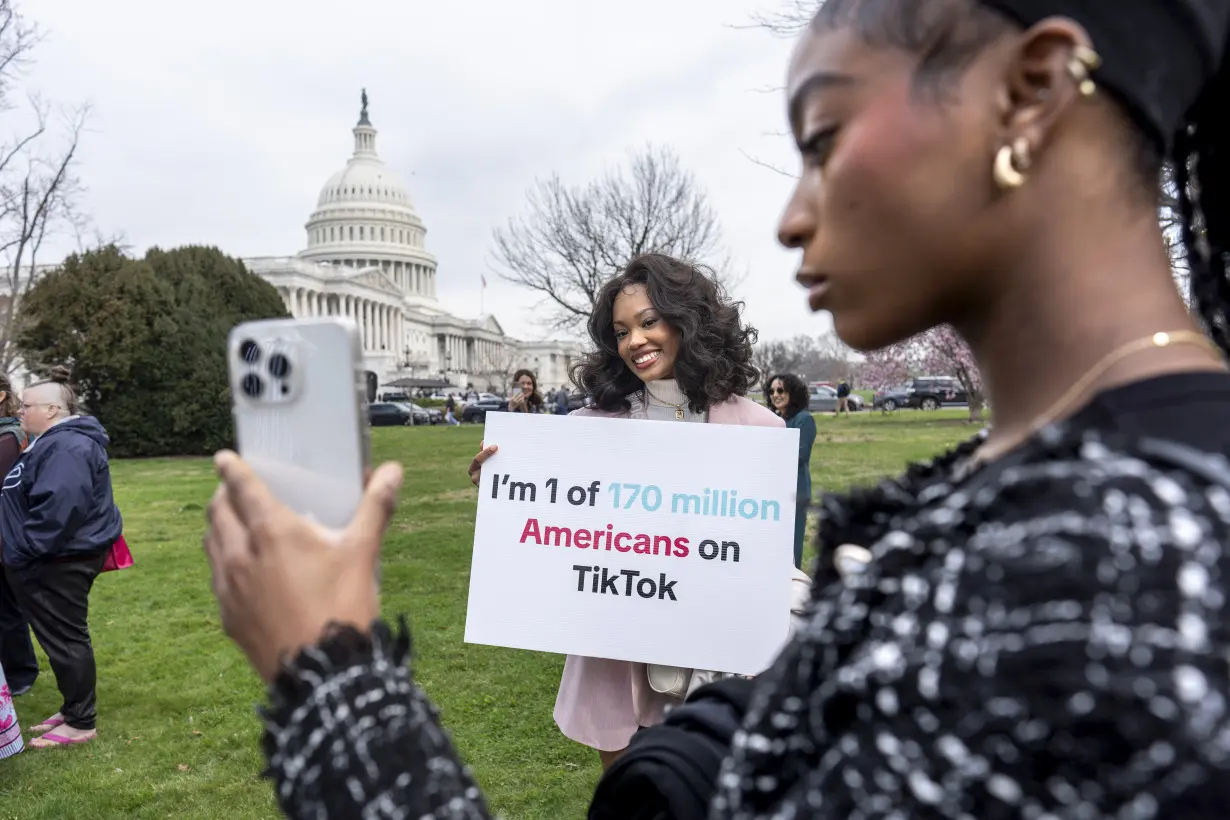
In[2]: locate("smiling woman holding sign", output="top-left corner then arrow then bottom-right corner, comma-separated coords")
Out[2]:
468,253 -> 783,769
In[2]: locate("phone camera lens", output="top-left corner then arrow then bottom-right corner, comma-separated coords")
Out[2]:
239,339 -> 261,364
240,373 -> 264,398
268,353 -> 291,379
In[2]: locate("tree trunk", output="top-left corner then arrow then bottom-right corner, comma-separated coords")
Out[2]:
967,392 -> 986,423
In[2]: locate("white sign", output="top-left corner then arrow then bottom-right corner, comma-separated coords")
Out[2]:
464,411 -> 800,675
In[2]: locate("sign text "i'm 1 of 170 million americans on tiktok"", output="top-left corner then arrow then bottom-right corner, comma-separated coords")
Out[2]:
463,413 -> 800,675
490,472 -> 784,601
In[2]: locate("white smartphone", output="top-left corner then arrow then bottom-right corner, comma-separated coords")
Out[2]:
227,317 -> 370,530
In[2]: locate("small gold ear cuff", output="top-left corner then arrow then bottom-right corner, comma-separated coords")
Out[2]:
1067,44 -> 1101,97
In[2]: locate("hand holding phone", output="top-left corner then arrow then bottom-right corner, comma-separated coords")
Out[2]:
227,317 -> 369,530
205,451 -> 402,682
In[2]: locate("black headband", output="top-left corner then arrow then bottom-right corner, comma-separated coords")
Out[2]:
977,0 -> 1230,151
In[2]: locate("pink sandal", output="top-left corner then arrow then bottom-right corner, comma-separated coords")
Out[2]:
29,731 -> 94,748
30,715 -> 64,733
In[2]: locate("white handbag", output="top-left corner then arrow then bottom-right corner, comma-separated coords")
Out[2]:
646,663 -> 692,698
646,567 -> 813,699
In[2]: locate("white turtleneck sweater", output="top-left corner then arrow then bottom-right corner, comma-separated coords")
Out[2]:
638,379 -> 708,423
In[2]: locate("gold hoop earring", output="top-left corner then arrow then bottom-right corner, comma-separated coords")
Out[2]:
993,138 -> 1031,190
1066,44 -> 1101,97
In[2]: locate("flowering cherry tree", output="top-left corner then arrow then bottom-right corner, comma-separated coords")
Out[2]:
860,325 -> 986,421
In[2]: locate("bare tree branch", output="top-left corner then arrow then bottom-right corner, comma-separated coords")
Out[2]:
471,343 -> 522,394
0,1 -> 94,374
754,331 -> 853,383
0,102 -> 88,371
738,3 -> 818,178
738,148 -> 796,179
743,0 -> 821,36
0,0 -> 37,113
490,145 -> 733,333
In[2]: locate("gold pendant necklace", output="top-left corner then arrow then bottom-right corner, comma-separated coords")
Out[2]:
974,329 -> 1222,465
645,388 -> 685,420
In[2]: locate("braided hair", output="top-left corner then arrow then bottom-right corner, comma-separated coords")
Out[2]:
1176,69 -> 1230,356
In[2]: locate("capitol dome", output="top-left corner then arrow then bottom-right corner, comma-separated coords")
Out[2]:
298,91 -> 438,301
317,158 -> 412,210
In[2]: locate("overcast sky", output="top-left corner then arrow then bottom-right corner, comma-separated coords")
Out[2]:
26,0 -> 830,344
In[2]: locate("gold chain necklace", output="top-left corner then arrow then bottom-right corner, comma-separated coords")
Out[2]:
644,387 -> 686,420
974,330 -> 1222,465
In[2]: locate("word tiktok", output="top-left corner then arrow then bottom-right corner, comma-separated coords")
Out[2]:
573,565 -> 678,601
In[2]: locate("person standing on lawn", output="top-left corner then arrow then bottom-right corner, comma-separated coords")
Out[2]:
444,394 -> 460,426
0,373 -> 35,698
0,659 -> 22,759
834,378 -> 852,416
765,373 -> 816,569
1,368 -> 122,749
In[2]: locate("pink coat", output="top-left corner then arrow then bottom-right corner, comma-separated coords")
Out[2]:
553,394 -> 785,751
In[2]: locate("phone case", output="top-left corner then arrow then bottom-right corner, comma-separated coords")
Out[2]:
227,317 -> 370,530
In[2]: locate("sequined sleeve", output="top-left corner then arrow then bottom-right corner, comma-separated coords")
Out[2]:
713,436 -> 1230,818
260,619 -> 493,820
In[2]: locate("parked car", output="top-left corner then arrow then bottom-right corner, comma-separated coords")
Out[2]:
461,397 -> 509,423
906,376 -> 968,410
369,402 -> 412,426
392,402 -> 437,426
807,384 -> 863,413
412,402 -> 444,424
873,384 -> 912,412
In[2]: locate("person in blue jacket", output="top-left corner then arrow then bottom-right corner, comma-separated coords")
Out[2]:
1,368 -> 121,748
765,373 -> 816,569
0,372 -> 35,699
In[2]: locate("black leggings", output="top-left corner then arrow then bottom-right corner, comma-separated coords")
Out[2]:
5,551 -> 108,730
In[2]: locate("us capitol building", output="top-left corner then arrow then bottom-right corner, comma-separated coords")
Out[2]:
240,93 -> 582,394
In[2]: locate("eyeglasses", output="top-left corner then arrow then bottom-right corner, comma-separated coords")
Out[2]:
769,388 -> 787,395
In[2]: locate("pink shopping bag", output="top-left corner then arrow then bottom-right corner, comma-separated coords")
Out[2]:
101,535 -> 133,573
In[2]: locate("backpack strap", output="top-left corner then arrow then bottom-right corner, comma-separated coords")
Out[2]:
0,423 -> 26,451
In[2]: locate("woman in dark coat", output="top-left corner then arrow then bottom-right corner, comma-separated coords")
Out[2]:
765,373 -> 815,569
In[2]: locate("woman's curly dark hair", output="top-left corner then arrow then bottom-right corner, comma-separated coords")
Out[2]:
764,372 -> 809,420
511,368 -> 544,411
572,253 -> 759,414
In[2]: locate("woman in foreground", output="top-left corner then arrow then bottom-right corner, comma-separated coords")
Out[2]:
204,0 -> 1230,816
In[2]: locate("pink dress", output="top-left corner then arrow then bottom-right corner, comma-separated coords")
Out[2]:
552,392 -> 785,751
0,662 -> 23,759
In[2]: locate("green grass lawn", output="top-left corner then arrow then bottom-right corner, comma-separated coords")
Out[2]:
0,408 -> 977,819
